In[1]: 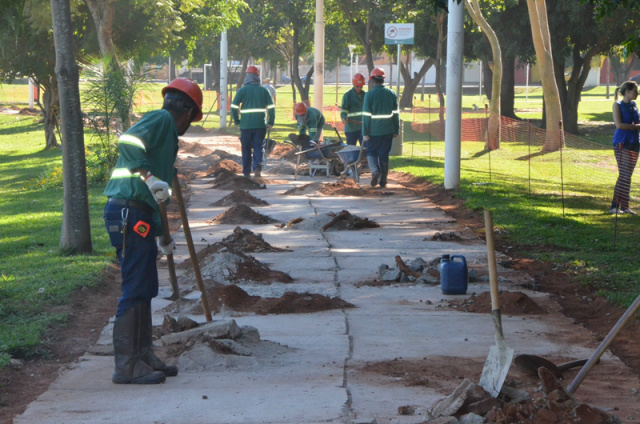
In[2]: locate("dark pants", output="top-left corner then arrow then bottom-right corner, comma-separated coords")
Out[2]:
366,134 -> 393,185
240,128 -> 266,176
104,202 -> 159,317
345,130 -> 363,146
612,144 -> 638,210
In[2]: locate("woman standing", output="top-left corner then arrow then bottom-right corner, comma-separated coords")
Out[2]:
610,80 -> 640,215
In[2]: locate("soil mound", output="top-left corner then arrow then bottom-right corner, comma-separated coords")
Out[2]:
211,190 -> 268,207
210,168 -> 265,190
449,291 -> 546,315
269,142 -> 298,161
283,182 -> 322,195
321,210 -> 380,231
204,285 -> 355,315
206,159 -> 242,176
221,226 -> 290,252
178,140 -> 213,156
209,204 -> 278,225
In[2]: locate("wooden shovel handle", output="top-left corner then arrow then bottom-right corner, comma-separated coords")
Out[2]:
173,175 -> 213,322
484,210 -> 500,312
567,292 -> 640,394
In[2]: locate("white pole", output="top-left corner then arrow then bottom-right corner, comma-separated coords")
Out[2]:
444,0 -> 464,190
526,62 -> 530,102
396,44 -> 401,96
220,30 -> 228,128
313,0 -> 325,111
479,61 -> 482,99
28,79 -> 34,109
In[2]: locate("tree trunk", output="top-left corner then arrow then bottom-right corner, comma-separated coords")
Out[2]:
51,0 -> 93,254
84,0 -> 118,67
291,29 -> 310,102
482,61 -> 492,101
501,56 -> 517,119
466,0 -> 502,151
40,78 -> 60,149
527,0 -> 563,152
399,59 -> 435,109
435,11 -> 446,110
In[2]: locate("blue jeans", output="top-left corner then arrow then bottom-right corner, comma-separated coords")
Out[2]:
104,202 -> 159,317
345,130 -> 363,146
240,128 -> 267,176
366,134 -> 393,183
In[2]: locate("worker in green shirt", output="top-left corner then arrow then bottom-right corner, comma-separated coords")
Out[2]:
340,73 -> 366,146
231,65 -> 276,177
294,102 -> 325,144
362,68 -> 399,188
103,78 -> 203,384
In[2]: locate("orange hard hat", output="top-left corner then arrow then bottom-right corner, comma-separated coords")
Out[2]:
370,68 -> 385,79
294,102 -> 307,116
162,78 -> 203,122
247,65 -> 259,75
352,73 -> 366,87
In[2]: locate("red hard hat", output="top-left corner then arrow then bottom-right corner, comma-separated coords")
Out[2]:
162,78 -> 203,122
352,73 -> 366,87
247,65 -> 259,75
370,68 -> 385,79
294,102 -> 308,116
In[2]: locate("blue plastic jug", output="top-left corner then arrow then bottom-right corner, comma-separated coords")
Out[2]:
440,254 -> 468,295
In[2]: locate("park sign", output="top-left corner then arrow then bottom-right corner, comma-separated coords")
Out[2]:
384,23 -> 414,45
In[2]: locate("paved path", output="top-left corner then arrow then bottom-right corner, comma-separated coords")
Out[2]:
14,134 -> 640,424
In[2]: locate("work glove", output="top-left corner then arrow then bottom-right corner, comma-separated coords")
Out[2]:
363,135 -> 370,142
156,236 -> 175,256
144,175 -> 170,203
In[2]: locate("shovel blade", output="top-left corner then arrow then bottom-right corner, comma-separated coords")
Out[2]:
479,344 -> 515,397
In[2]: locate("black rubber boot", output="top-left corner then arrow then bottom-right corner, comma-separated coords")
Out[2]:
112,305 -> 166,384
379,162 -> 389,188
140,302 -> 178,377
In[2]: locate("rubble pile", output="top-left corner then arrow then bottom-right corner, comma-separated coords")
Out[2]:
208,204 -> 278,225
449,291 -> 546,315
321,210 -> 380,231
414,368 -> 622,423
211,190 -> 269,207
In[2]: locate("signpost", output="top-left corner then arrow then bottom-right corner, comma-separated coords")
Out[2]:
384,23 -> 414,96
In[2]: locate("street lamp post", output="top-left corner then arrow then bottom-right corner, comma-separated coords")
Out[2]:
348,44 -> 356,83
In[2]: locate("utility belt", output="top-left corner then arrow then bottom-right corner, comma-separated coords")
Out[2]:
107,198 -> 154,215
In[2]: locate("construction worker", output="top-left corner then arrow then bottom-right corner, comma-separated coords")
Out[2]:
340,73 -> 366,146
263,78 -> 277,105
294,102 -> 325,144
362,68 -> 399,188
231,65 -> 276,177
103,77 -> 203,385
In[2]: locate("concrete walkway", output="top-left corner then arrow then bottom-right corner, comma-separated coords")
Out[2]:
14,135 -> 640,424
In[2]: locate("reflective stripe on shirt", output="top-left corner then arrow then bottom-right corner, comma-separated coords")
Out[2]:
118,135 -> 146,151
367,111 -> 399,119
238,108 -> 269,114
110,168 -> 142,179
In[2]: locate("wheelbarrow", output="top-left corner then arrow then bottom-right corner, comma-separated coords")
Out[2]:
335,143 -> 366,183
293,139 -> 344,178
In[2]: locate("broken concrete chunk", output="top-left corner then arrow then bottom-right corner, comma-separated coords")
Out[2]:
161,319 -> 241,345
430,378 -> 473,418
206,338 -> 253,356
377,264 -> 389,278
408,257 -> 426,272
458,413 -> 484,424
466,396 -> 501,416
500,385 -> 531,404
382,269 -> 401,281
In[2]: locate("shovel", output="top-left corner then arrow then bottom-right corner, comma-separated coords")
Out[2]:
173,175 -> 213,322
478,209 -> 515,397
514,354 -> 589,379
567,291 -> 640,394
158,202 -> 180,301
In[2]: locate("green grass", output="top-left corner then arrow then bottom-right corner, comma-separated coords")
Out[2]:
0,113 -> 113,366
0,79 -> 632,369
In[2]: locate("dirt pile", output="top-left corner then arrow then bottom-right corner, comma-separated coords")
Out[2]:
209,204 -> 278,225
268,142 -> 298,161
210,168 -> 265,190
449,291 -> 547,315
206,159 -> 242,176
211,190 -> 269,207
221,226 -> 290,253
202,284 -> 355,315
321,210 -> 380,231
